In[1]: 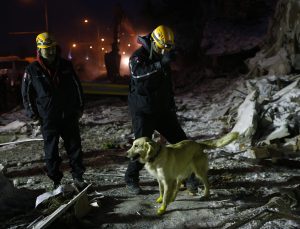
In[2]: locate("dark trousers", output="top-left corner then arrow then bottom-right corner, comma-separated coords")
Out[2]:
125,111 -> 187,184
41,116 -> 85,183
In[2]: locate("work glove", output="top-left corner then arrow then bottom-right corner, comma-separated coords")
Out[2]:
161,50 -> 176,66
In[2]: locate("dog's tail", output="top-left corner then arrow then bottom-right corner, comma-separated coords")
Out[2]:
201,132 -> 239,149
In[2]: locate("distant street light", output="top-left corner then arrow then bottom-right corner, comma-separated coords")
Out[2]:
72,43 -> 77,47
101,38 -> 105,42
82,18 -> 100,40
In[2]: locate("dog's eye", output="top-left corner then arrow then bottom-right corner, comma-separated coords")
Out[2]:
134,145 -> 138,148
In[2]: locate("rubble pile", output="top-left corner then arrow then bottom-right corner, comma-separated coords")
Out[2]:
228,74 -> 300,159
247,0 -> 300,76
0,165 -> 42,226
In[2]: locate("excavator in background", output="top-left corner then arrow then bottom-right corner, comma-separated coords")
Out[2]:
0,4 -> 134,113
80,3 -> 134,96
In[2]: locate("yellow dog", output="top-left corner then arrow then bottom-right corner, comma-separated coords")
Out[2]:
127,132 -> 238,215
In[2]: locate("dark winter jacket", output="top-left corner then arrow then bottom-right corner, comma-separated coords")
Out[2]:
128,34 -> 176,114
21,58 -> 84,120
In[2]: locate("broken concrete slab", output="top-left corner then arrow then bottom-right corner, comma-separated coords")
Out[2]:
231,90 -> 258,144
229,74 -> 300,156
264,123 -> 290,144
271,78 -> 300,101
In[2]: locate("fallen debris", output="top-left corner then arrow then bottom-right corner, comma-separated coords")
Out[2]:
222,185 -> 300,228
0,138 -> 43,147
29,184 -> 92,229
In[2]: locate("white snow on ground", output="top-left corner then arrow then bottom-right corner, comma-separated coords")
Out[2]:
1,75 -> 300,228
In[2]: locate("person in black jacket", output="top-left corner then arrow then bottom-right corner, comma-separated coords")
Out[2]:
21,32 -> 87,190
126,25 -> 199,194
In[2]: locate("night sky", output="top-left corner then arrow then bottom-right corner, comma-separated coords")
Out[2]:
0,0 -> 151,57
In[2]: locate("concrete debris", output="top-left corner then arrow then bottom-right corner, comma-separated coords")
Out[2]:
35,184 -> 76,208
0,163 -> 6,174
246,135 -> 300,159
0,120 -> 26,133
231,90 -> 258,142
31,184 -> 91,229
231,75 -> 300,158
222,185 -> 300,228
246,0 -> 300,77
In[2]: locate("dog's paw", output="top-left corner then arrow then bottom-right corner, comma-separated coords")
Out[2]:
156,196 -> 163,203
157,205 -> 166,215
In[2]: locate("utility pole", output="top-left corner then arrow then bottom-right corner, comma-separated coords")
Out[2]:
44,0 -> 49,31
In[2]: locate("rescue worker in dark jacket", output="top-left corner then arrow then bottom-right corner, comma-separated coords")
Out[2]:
126,25 -> 199,194
21,32 -> 87,190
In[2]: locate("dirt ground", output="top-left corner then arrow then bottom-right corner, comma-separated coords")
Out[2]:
1,76 -> 300,228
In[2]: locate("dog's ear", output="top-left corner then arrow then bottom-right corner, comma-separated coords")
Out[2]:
144,141 -> 156,162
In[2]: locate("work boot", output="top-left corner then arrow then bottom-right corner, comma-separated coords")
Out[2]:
185,174 -> 200,195
186,182 -> 199,195
126,182 -> 142,195
73,177 -> 88,191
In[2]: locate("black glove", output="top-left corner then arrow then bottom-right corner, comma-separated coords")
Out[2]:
161,51 -> 176,66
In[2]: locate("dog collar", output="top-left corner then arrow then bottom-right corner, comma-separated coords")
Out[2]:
148,144 -> 162,163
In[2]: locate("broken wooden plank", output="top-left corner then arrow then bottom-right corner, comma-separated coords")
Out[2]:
30,184 -> 91,229
0,138 -> 43,147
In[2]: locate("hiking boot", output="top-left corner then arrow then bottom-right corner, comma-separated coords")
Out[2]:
186,174 -> 200,195
73,177 -> 88,191
186,182 -> 199,195
126,182 -> 142,195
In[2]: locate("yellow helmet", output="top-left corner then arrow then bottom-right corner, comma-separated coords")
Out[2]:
151,25 -> 174,53
36,32 -> 56,49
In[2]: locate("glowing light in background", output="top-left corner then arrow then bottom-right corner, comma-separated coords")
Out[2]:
72,43 -> 77,47
120,55 -> 130,75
